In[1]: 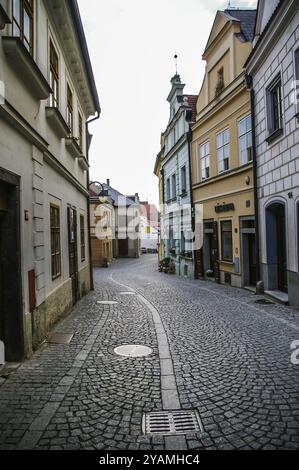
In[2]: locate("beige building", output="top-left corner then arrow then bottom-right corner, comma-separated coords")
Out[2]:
0,0 -> 100,361
191,8 -> 257,288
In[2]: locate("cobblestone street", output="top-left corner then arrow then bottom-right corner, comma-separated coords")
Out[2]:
0,255 -> 299,450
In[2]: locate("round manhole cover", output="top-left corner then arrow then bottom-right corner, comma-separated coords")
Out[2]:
97,301 -> 118,305
119,292 -> 136,295
114,345 -> 153,357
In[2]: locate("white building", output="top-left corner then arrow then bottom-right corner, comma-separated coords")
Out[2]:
160,74 -> 197,278
139,202 -> 159,252
246,0 -> 299,306
0,0 -> 100,361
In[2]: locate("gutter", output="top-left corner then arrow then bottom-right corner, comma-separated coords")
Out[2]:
187,127 -> 197,280
246,74 -> 260,284
86,111 -> 101,291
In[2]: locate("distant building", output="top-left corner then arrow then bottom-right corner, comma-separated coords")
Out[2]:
89,180 -> 140,263
139,201 -> 159,252
156,74 -> 197,278
246,0 -> 299,305
0,0 -> 100,361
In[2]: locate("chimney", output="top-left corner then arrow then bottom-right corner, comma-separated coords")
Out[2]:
106,179 -> 110,186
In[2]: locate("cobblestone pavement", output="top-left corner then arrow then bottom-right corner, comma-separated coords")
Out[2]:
0,255 -> 299,450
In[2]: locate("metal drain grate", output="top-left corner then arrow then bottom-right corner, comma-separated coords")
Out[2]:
142,410 -> 203,436
48,333 -> 74,344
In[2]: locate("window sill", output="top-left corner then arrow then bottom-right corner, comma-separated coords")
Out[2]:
219,260 -> 234,266
65,136 -> 83,159
266,128 -> 283,144
0,5 -> 11,30
2,37 -> 52,100
46,107 -> 70,139
77,156 -> 89,171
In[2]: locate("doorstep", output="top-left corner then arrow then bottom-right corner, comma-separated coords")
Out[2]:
265,290 -> 289,305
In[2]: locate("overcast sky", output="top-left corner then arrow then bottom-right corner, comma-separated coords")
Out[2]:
78,0 -> 257,206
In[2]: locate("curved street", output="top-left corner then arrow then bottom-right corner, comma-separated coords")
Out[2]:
0,255 -> 299,450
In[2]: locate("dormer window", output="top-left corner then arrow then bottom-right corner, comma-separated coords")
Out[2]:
215,67 -> 224,97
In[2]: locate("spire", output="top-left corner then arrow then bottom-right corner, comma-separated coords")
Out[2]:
174,53 -> 178,75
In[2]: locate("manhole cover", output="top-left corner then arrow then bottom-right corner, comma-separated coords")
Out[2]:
114,345 -> 153,357
255,299 -> 274,305
97,301 -> 118,305
143,410 -> 203,436
48,333 -> 74,344
119,292 -> 136,295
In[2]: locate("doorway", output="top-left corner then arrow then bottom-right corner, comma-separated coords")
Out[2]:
68,207 -> 79,305
241,218 -> 256,287
266,202 -> 288,292
118,238 -> 129,257
0,169 -> 23,361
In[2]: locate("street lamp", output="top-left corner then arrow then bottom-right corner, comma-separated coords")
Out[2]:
89,181 -> 109,204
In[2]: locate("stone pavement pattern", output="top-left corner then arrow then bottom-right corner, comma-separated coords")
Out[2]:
0,256 -> 298,450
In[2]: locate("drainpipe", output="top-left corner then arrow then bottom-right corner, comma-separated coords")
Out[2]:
86,111 -> 100,291
187,128 -> 197,279
246,74 -> 260,283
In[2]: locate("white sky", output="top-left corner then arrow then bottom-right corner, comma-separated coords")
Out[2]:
78,0 -> 257,207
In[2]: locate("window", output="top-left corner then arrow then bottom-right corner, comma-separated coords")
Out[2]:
67,84 -> 73,133
49,41 -> 59,108
166,178 -> 171,202
266,74 -> 283,138
80,215 -> 85,262
239,115 -> 252,165
200,142 -> 210,180
295,48 -> 299,115
221,220 -> 233,262
172,174 -> 177,199
50,205 -> 61,279
215,67 -> 224,96
217,129 -> 230,173
12,0 -> 34,54
181,166 -> 187,193
181,230 -> 185,253
78,112 -> 83,150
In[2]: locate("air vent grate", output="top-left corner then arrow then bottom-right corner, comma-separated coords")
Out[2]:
143,410 -> 203,436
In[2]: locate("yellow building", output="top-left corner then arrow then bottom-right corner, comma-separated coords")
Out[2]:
89,190 -> 114,268
191,8 -> 257,288
154,133 -> 165,263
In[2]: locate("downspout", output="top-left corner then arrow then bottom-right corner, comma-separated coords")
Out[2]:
246,74 -> 260,283
86,111 -> 100,291
187,127 -> 196,279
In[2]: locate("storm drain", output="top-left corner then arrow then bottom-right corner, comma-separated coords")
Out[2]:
114,344 -> 153,357
48,333 -> 74,344
142,410 -> 203,436
97,300 -> 118,305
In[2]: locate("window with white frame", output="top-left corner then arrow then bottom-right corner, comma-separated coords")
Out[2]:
172,174 -> 177,199
239,115 -> 252,165
217,129 -> 230,173
200,141 -> 210,180
181,166 -> 187,193
166,178 -> 171,202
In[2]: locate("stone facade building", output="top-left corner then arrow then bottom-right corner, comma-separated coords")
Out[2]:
246,0 -> 299,306
0,0 -> 100,361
